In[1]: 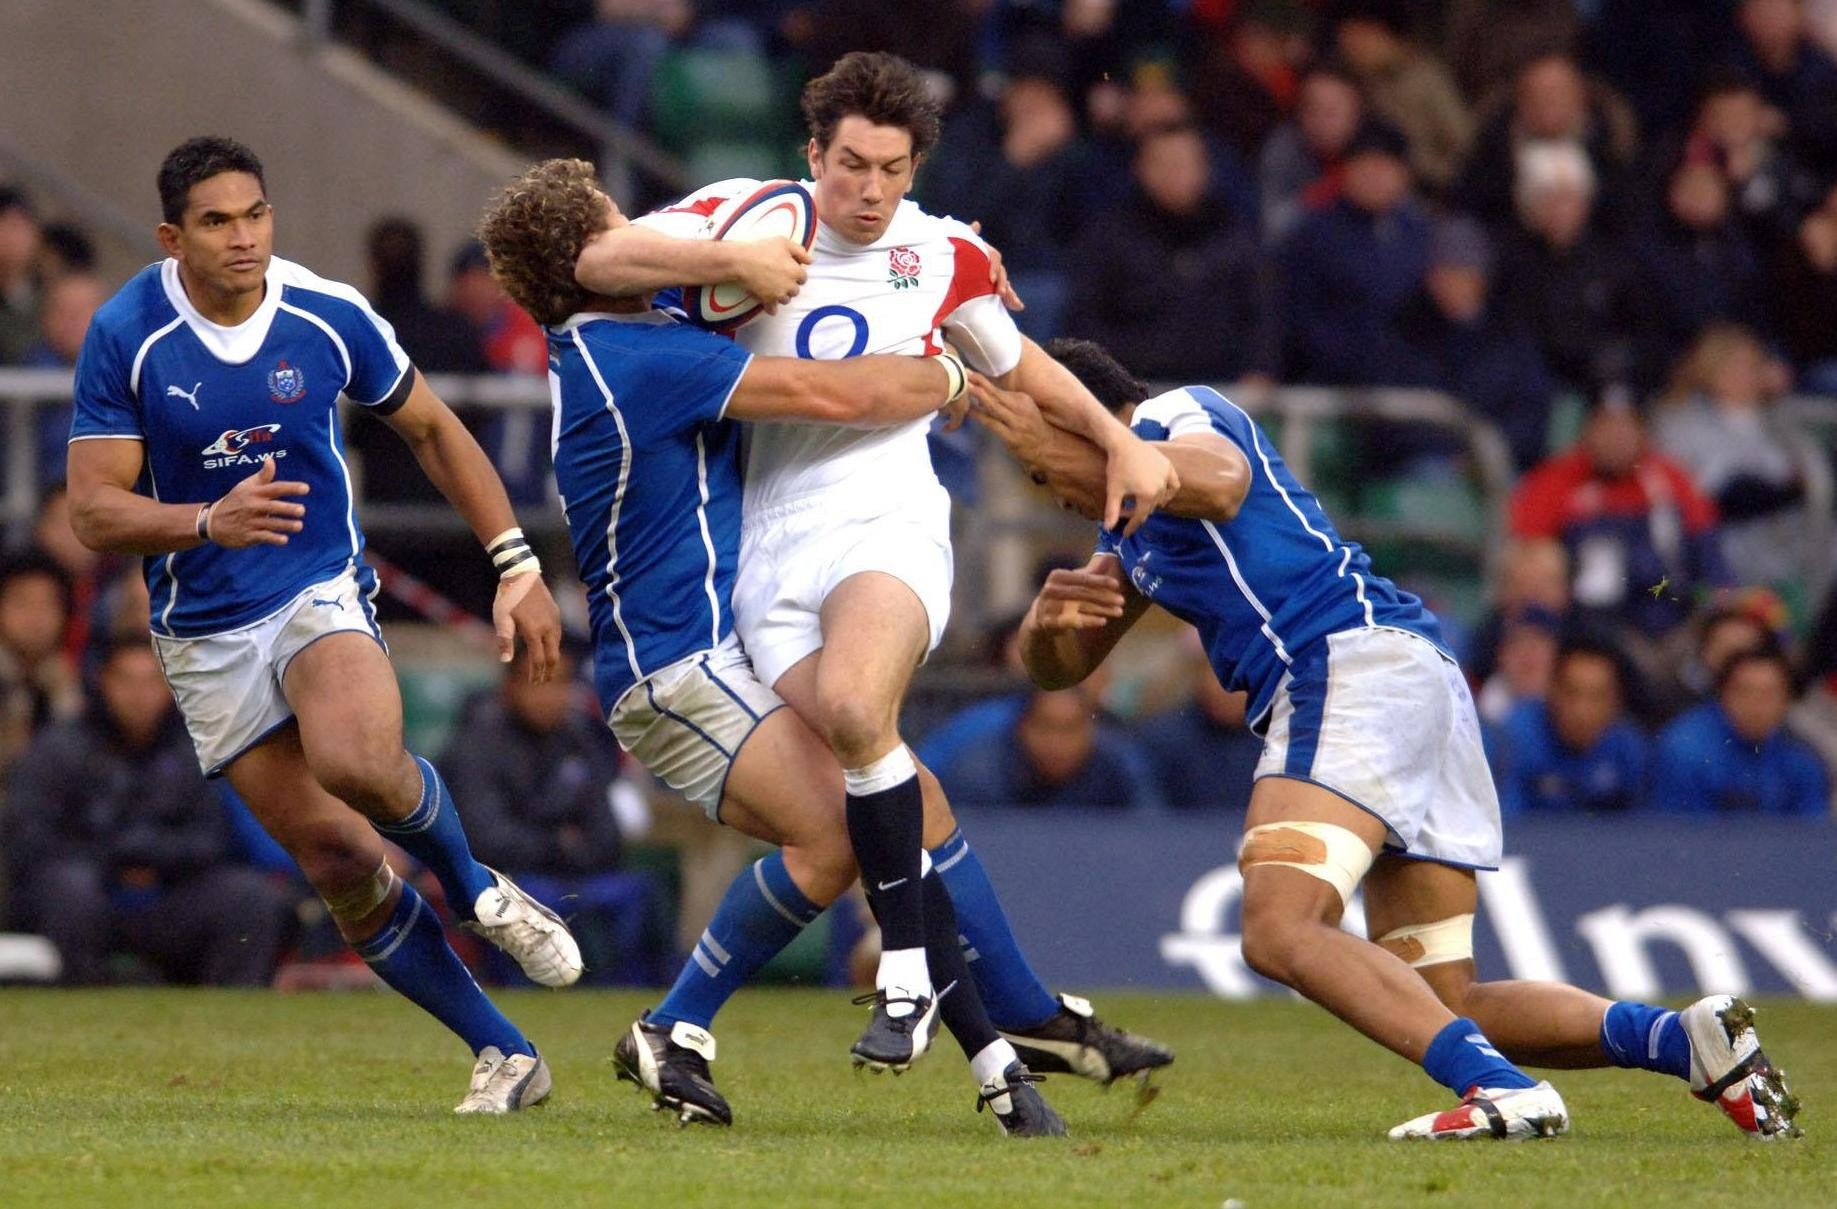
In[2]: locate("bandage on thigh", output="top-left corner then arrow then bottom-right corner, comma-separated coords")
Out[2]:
1236,820 -> 1375,906
1375,913 -> 1475,968
321,858 -> 399,922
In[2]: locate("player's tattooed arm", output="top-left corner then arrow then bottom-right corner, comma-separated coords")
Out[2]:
68,438 -> 307,554
575,226 -> 810,312
967,374 -> 1249,522
727,351 -> 967,427
997,337 -> 1178,536
381,370 -> 563,681
1018,555 -> 1150,690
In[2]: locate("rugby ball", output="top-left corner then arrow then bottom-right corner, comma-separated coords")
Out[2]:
681,180 -> 816,332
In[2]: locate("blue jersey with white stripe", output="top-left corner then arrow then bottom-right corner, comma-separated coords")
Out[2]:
1100,386 -> 1445,729
546,311 -> 752,714
70,258 -> 412,637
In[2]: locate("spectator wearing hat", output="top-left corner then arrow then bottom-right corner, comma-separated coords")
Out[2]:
1329,0 -> 1473,191
1258,62 -> 1366,247
1493,139 -> 1639,396
1496,638 -> 1648,815
1278,118 -> 1432,385
1649,646 -> 1830,816
0,187 -> 42,364
1396,213 -> 1559,470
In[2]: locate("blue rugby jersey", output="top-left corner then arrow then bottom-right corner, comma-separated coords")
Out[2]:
545,310 -> 752,715
1099,386 -> 1446,731
70,257 -> 412,637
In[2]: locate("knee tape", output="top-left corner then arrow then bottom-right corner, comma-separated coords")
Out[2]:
1376,913 -> 1475,968
1237,821 -> 1374,907
321,859 -> 398,922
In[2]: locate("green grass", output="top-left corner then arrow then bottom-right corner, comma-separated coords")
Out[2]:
0,990 -> 1829,1207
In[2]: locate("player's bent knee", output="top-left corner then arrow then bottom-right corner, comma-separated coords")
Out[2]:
813,692 -> 897,766
1237,821 -> 1374,909
1375,913 -> 1474,970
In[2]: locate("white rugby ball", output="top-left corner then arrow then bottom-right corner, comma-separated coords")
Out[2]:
682,180 -> 816,332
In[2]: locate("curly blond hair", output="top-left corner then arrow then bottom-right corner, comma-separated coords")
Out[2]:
476,158 -> 610,326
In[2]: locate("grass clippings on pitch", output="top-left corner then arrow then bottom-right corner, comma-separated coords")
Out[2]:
0,989 -> 1828,1208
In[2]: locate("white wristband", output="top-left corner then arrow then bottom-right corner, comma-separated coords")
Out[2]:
935,350 -> 968,405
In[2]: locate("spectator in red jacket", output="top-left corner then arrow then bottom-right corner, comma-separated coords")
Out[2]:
1510,390 -> 1730,711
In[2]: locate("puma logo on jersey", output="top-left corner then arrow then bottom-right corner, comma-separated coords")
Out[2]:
167,381 -> 203,410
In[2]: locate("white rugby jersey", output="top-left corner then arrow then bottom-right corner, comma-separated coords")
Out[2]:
637,179 -> 1024,514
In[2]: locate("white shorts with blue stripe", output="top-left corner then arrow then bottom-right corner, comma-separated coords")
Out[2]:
609,632 -> 783,821
151,566 -> 384,777
1254,626 -> 1503,870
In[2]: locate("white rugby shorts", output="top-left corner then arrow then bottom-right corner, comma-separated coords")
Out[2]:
609,632 -> 783,820
1254,626 -> 1503,870
151,566 -> 384,777
732,482 -> 953,689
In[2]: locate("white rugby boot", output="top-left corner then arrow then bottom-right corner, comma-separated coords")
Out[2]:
1388,1081 -> 1569,1141
463,866 -> 584,987
454,1047 -> 552,1114
1681,995 -> 1802,1139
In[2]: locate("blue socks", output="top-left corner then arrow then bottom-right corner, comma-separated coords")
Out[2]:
353,882 -> 530,1057
1422,1017 -> 1537,1095
650,852 -> 821,1031
1600,1001 -> 1691,1081
372,756 -> 495,920
930,829 -> 1061,1031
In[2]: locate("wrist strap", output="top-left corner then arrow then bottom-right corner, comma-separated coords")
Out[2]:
196,501 -> 215,544
935,350 -> 969,405
487,526 -> 541,580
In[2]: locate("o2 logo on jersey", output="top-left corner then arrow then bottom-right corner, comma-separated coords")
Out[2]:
267,360 -> 307,404
887,246 -> 921,290
202,424 -> 286,469
795,305 -> 870,360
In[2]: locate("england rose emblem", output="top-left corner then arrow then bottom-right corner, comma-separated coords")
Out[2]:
888,245 -> 921,289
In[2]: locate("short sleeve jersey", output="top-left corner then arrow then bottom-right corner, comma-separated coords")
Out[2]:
1099,386 -> 1447,730
545,310 -> 753,713
638,179 -> 1023,513
70,257 -> 412,637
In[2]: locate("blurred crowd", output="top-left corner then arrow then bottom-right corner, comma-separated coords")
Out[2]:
5,0 -> 1837,988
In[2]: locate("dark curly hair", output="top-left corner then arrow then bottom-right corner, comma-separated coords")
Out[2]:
1043,338 -> 1148,414
801,51 -> 941,157
158,136 -> 266,225
476,158 -> 611,326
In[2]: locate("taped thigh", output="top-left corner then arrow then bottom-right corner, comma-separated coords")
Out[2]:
1237,820 -> 1375,906
1375,913 -> 1475,968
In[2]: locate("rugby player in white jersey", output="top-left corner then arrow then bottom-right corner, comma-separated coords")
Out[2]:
578,51 -> 1181,1074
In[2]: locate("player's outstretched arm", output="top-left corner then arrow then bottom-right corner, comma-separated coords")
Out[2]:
725,351 -> 969,427
968,374 -> 1250,522
1018,555 -> 1150,691
996,337 -> 1178,536
575,227 -> 810,313
68,439 -> 308,555
381,370 -> 562,680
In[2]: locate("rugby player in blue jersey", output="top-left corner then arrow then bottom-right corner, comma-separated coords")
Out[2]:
979,339 -> 1800,1142
477,157 -> 1068,1134
66,137 -> 581,1114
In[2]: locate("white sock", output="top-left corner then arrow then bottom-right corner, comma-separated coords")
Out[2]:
878,946 -> 931,1017
971,1038 -> 1019,1087
844,745 -> 917,795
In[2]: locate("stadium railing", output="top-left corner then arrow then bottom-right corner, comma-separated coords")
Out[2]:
292,0 -> 690,206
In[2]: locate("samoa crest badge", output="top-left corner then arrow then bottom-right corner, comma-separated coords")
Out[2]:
267,360 -> 307,404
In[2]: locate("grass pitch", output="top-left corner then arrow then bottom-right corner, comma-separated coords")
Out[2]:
0,989 -> 1829,1207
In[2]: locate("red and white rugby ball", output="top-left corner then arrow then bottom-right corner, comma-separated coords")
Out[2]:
682,180 -> 816,332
